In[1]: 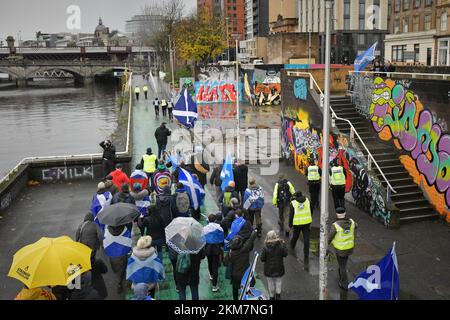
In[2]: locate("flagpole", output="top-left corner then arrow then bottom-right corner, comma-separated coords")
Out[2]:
390,241 -> 396,300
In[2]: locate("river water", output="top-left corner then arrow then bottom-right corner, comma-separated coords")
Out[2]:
0,80 -> 119,178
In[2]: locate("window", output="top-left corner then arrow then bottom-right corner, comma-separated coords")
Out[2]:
424,14 -> 431,31
344,18 -> 350,30
439,40 -> 449,66
359,2 -> 365,17
427,47 -> 432,65
359,18 -> 366,30
403,0 -> 410,10
395,0 -> 401,12
358,34 -> 366,45
442,12 -> 447,32
414,44 -> 420,62
413,15 -> 419,32
414,0 -> 421,8
392,45 -> 407,62
344,1 -> 351,16
394,16 -> 400,33
403,17 -> 409,32
425,0 -> 433,6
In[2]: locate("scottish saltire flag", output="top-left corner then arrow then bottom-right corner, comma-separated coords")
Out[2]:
174,88 -> 198,129
135,195 -> 151,217
224,216 -> 246,251
202,222 -> 225,244
130,170 -> 149,191
354,42 -> 378,73
349,242 -> 399,300
126,254 -> 166,284
240,252 -> 266,300
90,191 -> 112,231
178,168 -> 205,210
220,153 -> 234,191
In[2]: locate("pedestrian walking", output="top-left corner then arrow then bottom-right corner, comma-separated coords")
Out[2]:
75,212 -> 103,260
328,207 -> 357,290
219,181 -> 240,217
131,183 -> 151,217
175,248 -> 206,300
130,163 -> 149,191
138,205 -> 165,261
161,98 -> 168,117
154,122 -> 171,159
156,186 -> 174,228
220,198 -> 241,236
131,283 -> 153,300
209,163 -> 224,200
224,230 -> 258,300
233,160 -> 249,202
141,148 -> 158,185
103,223 -> 133,294
135,86 -> 141,100
109,163 -> 130,191
91,258 -> 108,300
272,174 -> 296,237
168,98 -> 174,121
190,146 -> 210,188
171,182 -> 192,218
68,272 -> 101,300
153,97 -> 160,117
243,178 -> 265,238
90,182 -> 112,232
143,84 -> 149,100
103,175 -> 119,195
99,139 -> 116,177
330,160 -> 346,209
203,214 -> 225,292
152,160 -> 172,194
260,230 -> 288,300
111,183 -> 136,205
289,191 -> 312,270
307,159 -> 322,213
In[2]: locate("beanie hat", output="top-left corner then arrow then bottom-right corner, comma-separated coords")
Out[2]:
136,236 -> 152,249
336,207 -> 346,219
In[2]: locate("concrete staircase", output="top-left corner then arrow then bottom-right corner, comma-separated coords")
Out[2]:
330,96 -> 440,224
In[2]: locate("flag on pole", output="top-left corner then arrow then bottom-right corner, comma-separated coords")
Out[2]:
348,242 -> 399,300
178,168 -> 205,210
173,88 -> 198,129
240,251 -> 266,300
354,42 -> 378,73
220,153 -> 234,191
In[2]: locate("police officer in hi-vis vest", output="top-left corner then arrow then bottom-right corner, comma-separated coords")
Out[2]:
307,157 -> 321,213
329,159 -> 346,209
328,207 -> 357,290
143,84 -> 149,100
140,148 -> 158,186
289,191 -> 312,270
134,86 -> 141,100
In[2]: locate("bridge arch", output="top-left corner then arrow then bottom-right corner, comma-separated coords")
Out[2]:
92,66 -> 127,77
0,67 -> 20,80
25,66 -> 84,80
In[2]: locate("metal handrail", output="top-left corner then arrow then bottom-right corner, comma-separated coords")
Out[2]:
0,72 -> 133,186
348,70 -> 450,79
286,71 -> 396,199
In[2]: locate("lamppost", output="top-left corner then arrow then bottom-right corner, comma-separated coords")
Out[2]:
319,0 -> 334,301
168,34 -> 175,93
226,17 -> 230,61
232,34 -> 241,160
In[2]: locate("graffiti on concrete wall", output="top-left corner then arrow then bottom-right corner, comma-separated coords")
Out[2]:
242,67 -> 282,106
0,192 -> 12,211
41,166 -> 94,181
370,77 -> 450,221
196,64 -> 237,104
179,77 -> 195,96
293,78 -> 307,101
281,109 -> 391,223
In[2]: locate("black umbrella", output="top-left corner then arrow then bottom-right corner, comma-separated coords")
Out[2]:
97,203 -> 140,227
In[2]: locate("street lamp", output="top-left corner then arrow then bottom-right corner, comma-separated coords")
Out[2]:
319,0 -> 334,301
226,17 -> 230,61
232,34 -> 241,160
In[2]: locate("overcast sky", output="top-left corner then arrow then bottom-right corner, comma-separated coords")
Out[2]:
0,0 -> 197,41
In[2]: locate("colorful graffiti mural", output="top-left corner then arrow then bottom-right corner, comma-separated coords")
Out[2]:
242,66 -> 282,106
179,77 -> 195,96
281,109 -> 391,223
195,64 -> 237,104
370,77 -> 450,221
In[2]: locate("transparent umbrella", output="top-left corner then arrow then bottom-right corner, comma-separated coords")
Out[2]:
165,217 -> 205,254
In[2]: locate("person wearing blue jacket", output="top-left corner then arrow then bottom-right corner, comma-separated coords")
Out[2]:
243,178 -> 265,238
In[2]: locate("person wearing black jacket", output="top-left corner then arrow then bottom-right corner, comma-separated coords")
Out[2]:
154,122 -> 172,159
190,150 -> 210,188
99,140 -> 116,177
209,163 -> 224,199
75,212 -> 103,259
138,205 -> 165,261
111,183 -> 136,205
175,248 -> 206,300
91,258 -> 108,300
233,160 -> 248,202
204,214 -> 224,292
156,186 -> 173,228
68,272 -> 101,300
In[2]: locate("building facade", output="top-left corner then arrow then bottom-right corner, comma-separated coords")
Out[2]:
299,0 -> 389,64
385,0 -> 437,66
436,0 -> 450,65
241,0 -> 269,61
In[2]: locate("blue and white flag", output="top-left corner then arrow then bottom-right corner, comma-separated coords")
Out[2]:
240,252 -> 266,300
202,222 -> 225,244
135,195 -> 151,217
173,88 -> 198,129
349,242 -> 399,300
224,216 -> 246,251
178,168 -> 205,210
90,191 -> 112,231
126,254 -> 166,284
220,153 -> 234,191
354,42 -> 378,73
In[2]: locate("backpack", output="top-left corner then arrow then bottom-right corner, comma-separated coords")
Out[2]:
176,192 -> 191,214
223,191 -> 232,208
277,181 -> 291,203
176,253 -> 191,274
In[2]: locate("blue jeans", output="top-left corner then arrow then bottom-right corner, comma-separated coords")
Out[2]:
178,285 -> 199,300
158,144 -> 167,159
152,239 -> 164,262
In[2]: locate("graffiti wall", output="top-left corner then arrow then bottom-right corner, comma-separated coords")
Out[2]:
281,74 -> 391,224
195,64 -> 238,104
242,65 -> 282,106
369,77 -> 450,221
179,77 -> 195,96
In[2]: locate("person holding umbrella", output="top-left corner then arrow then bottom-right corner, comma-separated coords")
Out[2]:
97,203 -> 140,294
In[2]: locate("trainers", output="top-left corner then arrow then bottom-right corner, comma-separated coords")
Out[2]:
209,275 -> 213,281
212,286 -> 219,292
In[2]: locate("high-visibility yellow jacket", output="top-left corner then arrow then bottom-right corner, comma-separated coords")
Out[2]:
291,198 -> 312,225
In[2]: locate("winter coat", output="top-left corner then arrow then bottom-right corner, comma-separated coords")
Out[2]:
91,259 -> 108,300
219,187 -> 240,212
175,248 -> 206,287
110,169 -> 130,190
100,141 -> 116,161
112,191 -> 136,205
243,185 -> 265,210
233,164 -> 249,192
205,243 -> 223,256
138,212 -> 165,241
104,180 -> 119,195
190,155 -> 210,187
209,165 -> 223,187
226,231 -> 257,286
260,240 -> 288,278
130,189 -> 149,201
156,189 -> 173,227
154,125 -> 171,145
171,187 -> 193,218
68,272 -> 101,300
75,212 -> 103,251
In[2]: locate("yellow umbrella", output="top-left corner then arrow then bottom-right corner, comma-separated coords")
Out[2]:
8,236 -> 92,289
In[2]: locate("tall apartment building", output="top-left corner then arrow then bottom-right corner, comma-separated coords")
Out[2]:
197,0 -> 223,17
299,0 -> 389,64
385,0 -> 437,65
241,0 -> 269,61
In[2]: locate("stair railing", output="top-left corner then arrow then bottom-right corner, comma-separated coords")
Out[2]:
286,71 -> 397,200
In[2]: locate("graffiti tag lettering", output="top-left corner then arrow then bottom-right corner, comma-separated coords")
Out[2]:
41,166 -> 94,181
